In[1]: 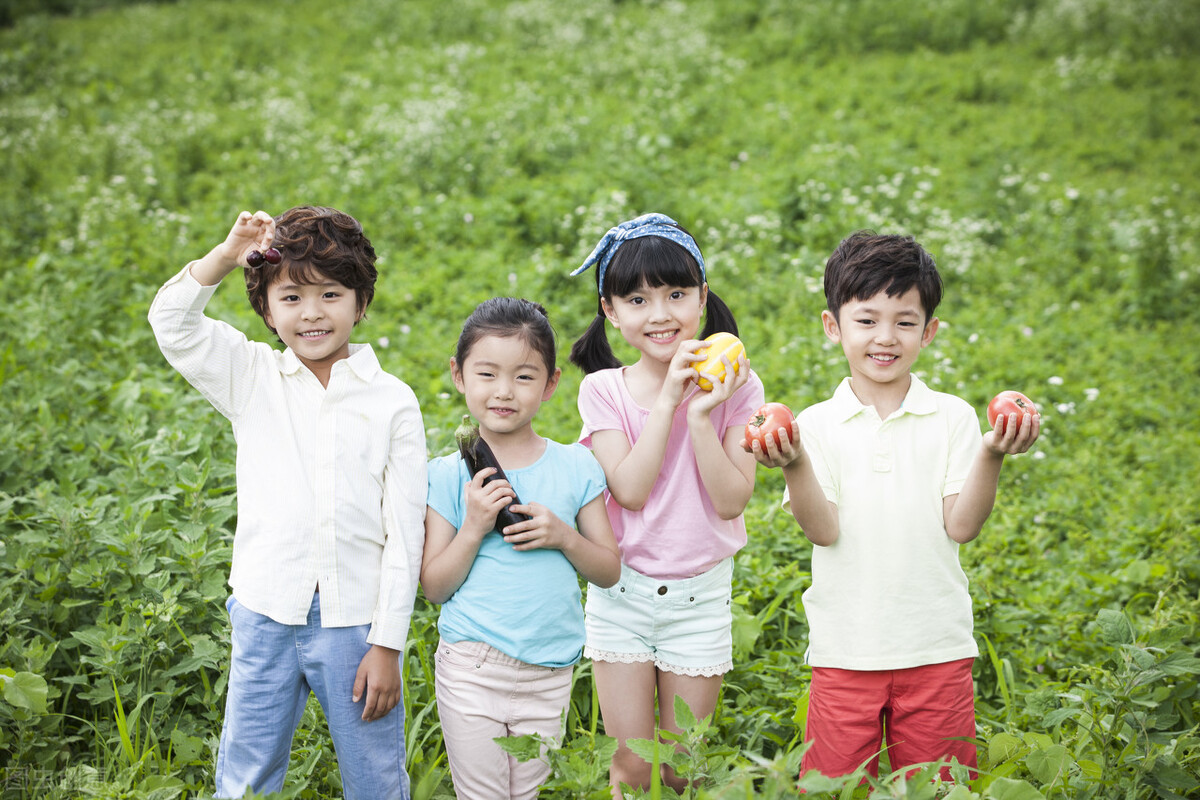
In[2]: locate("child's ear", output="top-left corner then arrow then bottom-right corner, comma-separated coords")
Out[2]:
699,282 -> 709,313
601,298 -> 619,328
921,317 -> 940,347
450,357 -> 466,393
542,367 -> 562,401
821,309 -> 841,342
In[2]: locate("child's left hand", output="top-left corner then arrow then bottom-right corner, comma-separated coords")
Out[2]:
352,644 -> 402,722
984,410 -> 1041,456
499,503 -> 570,551
690,353 -> 751,415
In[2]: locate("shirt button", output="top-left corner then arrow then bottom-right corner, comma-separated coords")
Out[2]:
657,586 -> 668,596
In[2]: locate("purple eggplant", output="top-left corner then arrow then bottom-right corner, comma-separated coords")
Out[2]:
454,415 -> 531,532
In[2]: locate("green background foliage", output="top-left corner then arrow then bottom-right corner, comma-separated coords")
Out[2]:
1,0 -> 1198,797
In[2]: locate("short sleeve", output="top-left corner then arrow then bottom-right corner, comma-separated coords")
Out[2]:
568,443 -> 608,509
426,454 -> 467,529
577,370 -> 626,447
943,399 -> 983,497
720,370 -> 765,434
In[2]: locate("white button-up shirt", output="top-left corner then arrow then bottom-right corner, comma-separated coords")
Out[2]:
149,266 -> 426,650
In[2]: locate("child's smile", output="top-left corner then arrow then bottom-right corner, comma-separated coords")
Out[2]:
264,275 -> 361,383
603,283 -> 706,363
823,286 -> 939,404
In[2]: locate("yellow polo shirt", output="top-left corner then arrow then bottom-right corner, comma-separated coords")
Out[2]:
786,376 -> 982,670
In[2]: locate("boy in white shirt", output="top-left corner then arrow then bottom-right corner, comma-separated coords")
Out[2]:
149,207 -> 426,799
746,231 -> 1039,779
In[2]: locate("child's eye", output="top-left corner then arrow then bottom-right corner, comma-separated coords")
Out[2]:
855,318 -> 874,326
323,291 -> 341,299
670,290 -> 686,300
627,296 -> 645,305
282,295 -> 300,302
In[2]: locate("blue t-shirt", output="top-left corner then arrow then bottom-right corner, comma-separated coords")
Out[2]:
426,439 -> 606,667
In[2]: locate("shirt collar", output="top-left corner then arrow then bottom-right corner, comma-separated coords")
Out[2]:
830,374 -> 939,422
279,343 -> 381,381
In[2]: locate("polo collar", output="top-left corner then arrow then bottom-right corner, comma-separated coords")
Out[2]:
830,375 -> 939,422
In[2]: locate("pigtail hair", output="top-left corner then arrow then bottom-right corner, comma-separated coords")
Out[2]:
700,290 -> 739,339
569,312 -> 622,374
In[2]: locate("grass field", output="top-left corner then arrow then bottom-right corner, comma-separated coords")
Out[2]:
1,0 -> 1198,797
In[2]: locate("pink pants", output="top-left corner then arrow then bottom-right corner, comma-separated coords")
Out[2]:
434,639 -> 573,800
801,658 -> 977,780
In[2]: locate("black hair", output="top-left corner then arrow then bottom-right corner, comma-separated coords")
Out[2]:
568,233 -> 739,373
456,297 -> 557,377
824,230 -> 943,322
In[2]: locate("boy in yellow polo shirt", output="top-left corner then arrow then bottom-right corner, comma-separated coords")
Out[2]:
745,230 -> 1040,778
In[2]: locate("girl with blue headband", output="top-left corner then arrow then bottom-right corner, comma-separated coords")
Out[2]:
569,214 -> 764,794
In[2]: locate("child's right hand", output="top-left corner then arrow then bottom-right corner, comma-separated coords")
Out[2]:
217,210 -> 276,268
461,467 -> 517,537
742,419 -> 804,468
659,339 -> 707,408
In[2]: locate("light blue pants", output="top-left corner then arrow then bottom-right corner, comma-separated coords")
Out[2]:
214,594 -> 410,799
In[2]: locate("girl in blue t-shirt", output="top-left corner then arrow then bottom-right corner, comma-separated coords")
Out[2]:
421,297 -> 621,800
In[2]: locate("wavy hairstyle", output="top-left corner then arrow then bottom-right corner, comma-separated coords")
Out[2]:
244,206 -> 378,334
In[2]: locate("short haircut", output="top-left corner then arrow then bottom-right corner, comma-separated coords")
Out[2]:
824,230 -> 943,322
245,206 -> 377,333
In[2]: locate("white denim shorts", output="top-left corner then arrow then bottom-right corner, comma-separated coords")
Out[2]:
584,558 -> 733,677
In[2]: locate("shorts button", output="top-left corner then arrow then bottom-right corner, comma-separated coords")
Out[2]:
657,586 -> 668,595
689,596 -> 695,602
619,587 -> 625,592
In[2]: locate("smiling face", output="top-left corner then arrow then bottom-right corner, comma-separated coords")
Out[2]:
452,334 -> 560,439
601,281 -> 708,365
263,272 -> 362,381
823,286 -> 939,400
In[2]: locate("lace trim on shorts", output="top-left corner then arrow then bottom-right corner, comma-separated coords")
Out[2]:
586,647 -> 732,677
657,660 -> 732,678
585,646 -> 654,665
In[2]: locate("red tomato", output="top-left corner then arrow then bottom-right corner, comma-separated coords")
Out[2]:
987,390 -> 1039,433
745,403 -> 795,450
694,332 -> 745,391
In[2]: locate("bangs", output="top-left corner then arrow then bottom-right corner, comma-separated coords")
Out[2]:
274,259 -> 328,287
603,236 -> 703,298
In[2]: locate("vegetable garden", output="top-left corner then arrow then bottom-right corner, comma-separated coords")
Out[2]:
2,0 -> 1198,797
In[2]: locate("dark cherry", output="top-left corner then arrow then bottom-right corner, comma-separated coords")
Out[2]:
263,247 -> 282,265
245,250 -> 265,268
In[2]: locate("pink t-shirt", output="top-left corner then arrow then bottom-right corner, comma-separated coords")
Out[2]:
577,367 -> 765,580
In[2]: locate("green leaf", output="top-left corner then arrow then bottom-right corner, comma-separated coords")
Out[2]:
1025,744 -> 1072,784
985,777 -> 1046,800
1096,609 -> 1134,645
0,669 -> 49,714
988,732 -> 1025,764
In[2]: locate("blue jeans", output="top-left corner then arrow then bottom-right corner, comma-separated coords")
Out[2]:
214,594 -> 410,799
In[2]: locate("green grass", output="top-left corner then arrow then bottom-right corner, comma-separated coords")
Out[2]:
1,0 -> 1198,797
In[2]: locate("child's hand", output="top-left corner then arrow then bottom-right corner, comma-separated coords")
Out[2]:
741,418 -> 804,467
984,410 -> 1041,456
690,353 -> 750,416
461,467 -> 516,537
499,502 -> 570,551
217,210 -> 276,268
352,644 -> 402,722
659,339 -> 707,408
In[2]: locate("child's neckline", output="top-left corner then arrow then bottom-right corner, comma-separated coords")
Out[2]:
479,433 -> 549,471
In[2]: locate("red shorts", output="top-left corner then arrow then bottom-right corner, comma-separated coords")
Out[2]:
801,658 -> 977,780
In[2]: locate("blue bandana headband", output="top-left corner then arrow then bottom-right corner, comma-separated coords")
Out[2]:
570,212 -> 705,296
